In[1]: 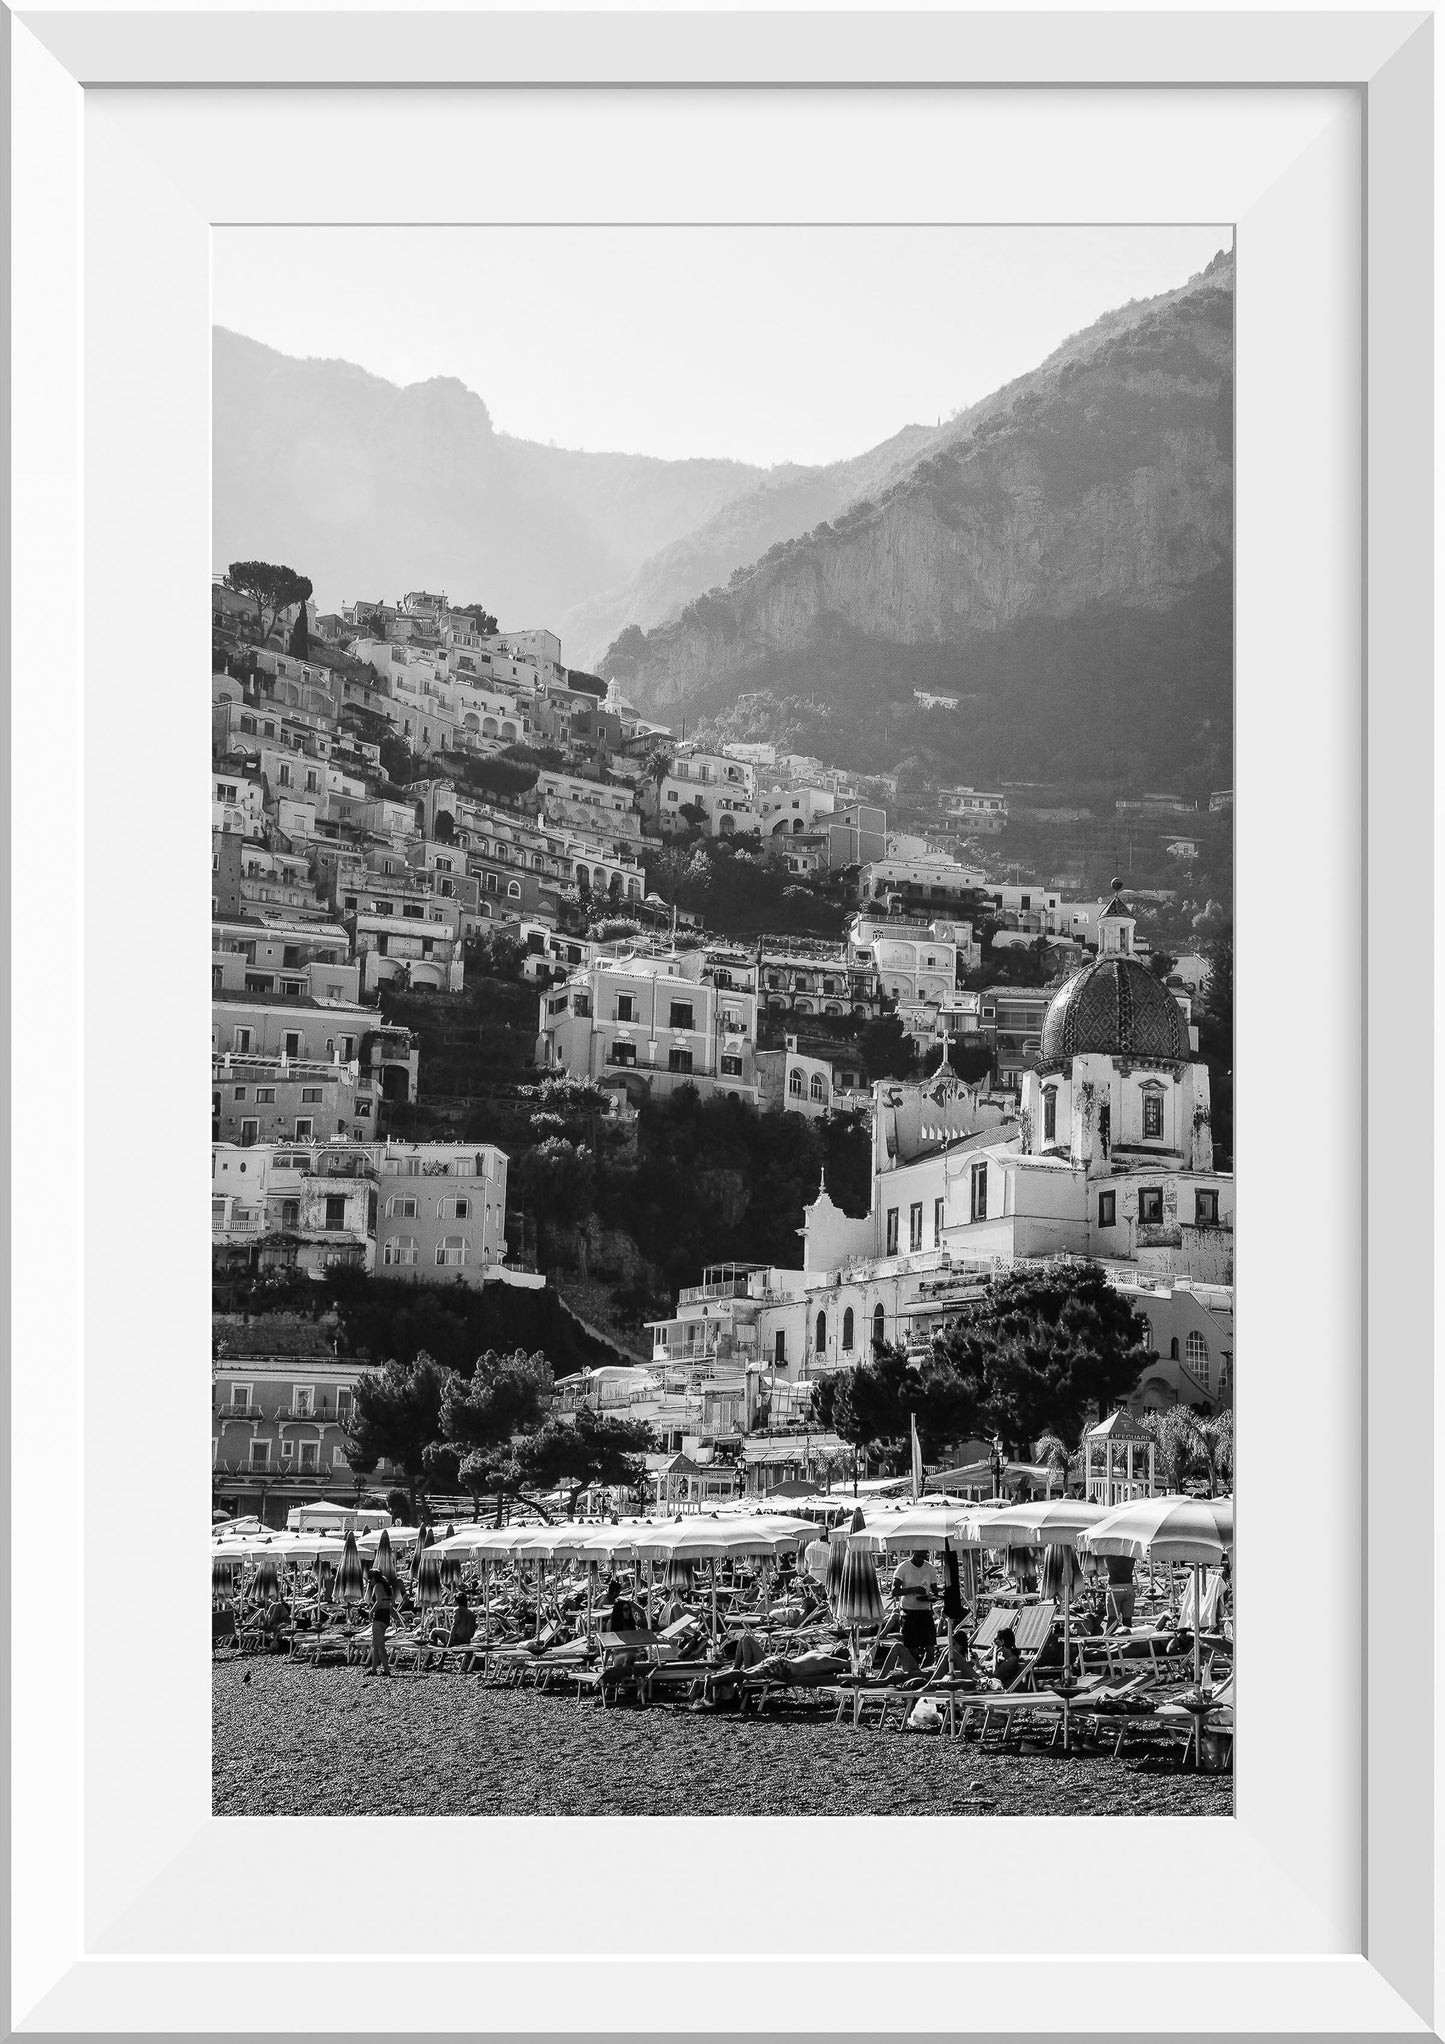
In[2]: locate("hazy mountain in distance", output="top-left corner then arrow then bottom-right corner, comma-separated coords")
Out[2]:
212,329 -> 766,627
559,420 -> 940,668
602,250 -> 1235,792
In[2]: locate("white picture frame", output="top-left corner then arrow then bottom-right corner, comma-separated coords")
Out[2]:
4,8 -> 1435,2036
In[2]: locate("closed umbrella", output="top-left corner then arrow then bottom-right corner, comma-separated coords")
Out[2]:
211,1558 -> 236,1598
825,1509 -> 861,1609
252,1555 -> 279,1605
836,1534 -> 885,1672
335,1529 -> 366,1610
371,1528 -> 398,1589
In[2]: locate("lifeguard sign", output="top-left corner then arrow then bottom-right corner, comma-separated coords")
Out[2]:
1082,1408 -> 1157,1505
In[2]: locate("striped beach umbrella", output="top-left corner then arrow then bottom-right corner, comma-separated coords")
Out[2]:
371,1528 -> 398,1587
414,1550 -> 445,1612
836,1533 -> 884,1671
252,1555 -> 279,1603
335,1528 -> 366,1607
836,1539 -> 884,1628
211,1557 -> 237,1598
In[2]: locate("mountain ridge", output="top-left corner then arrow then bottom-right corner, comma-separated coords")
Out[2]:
601,249 -> 1234,789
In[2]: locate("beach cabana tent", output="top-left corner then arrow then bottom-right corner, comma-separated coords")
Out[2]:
287,1501 -> 391,1535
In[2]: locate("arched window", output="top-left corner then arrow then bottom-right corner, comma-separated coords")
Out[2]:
815,1311 -> 827,1354
809,1073 -> 826,1102
872,1303 -> 885,1349
507,881 -> 521,899
789,1069 -> 804,1097
842,1307 -> 854,1352
1185,1330 -> 1209,1368
1169,1337 -> 1180,1360
1042,1087 -> 1057,1142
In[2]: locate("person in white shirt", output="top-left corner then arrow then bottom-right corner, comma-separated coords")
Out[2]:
803,1529 -> 831,1588
891,1549 -> 940,1668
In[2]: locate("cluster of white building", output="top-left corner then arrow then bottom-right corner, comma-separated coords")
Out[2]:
557,891 -> 1232,1496
211,573 -> 1230,1511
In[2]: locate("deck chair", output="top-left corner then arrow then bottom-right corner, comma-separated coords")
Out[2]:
968,1606 -> 1012,1654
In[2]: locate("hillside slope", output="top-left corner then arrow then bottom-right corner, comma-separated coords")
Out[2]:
602,249 -> 1234,789
560,421 -> 938,668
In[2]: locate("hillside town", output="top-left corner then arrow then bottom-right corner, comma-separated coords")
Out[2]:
212,573 -> 1234,1528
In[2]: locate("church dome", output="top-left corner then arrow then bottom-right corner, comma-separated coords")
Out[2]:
1040,955 -> 1189,1066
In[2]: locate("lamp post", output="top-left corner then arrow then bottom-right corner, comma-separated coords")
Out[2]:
991,1434 -> 1004,1501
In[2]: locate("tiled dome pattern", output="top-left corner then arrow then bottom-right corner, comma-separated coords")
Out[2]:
1040,956 -> 1189,1066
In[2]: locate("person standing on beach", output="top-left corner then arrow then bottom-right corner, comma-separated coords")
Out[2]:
366,1569 -> 394,1677
891,1549 -> 940,1668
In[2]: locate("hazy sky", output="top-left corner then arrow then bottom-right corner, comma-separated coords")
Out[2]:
214,225 -> 1228,469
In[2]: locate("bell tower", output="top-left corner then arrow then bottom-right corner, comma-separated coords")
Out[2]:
1098,880 -> 1137,958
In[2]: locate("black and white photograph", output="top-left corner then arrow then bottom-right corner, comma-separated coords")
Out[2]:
209,222 -> 1236,1820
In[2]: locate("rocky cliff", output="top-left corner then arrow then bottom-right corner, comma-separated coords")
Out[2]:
213,329 -> 765,627
603,250 -> 1234,790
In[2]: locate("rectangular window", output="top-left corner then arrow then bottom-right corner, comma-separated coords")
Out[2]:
668,1047 -> 693,1075
608,1041 -> 637,1067
280,1198 -> 300,1229
1143,1093 -> 1163,1139
1139,1187 -> 1164,1226
300,1087 -> 323,1104
248,1441 -> 270,1470
720,1053 -> 743,1077
283,1031 -> 301,1059
933,1197 -> 945,1247
1098,1190 -> 1116,1228
233,1086 -> 247,1102
1195,1190 -> 1219,1227
885,1207 -> 899,1255
294,1118 -> 313,1139
1042,1088 -> 1057,1142
774,1331 -> 786,1365
970,1164 -> 988,1223
233,1027 -> 252,1053
239,1119 -> 259,1147
616,994 -> 635,1022
668,1001 -> 694,1030
324,1195 -> 346,1230
255,1087 -> 275,1104
388,1196 -> 418,1219
909,1203 -> 924,1253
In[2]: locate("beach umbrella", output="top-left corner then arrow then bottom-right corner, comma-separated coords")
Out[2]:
850,1508 -> 982,1554
371,1528 -> 398,1588
212,1509 -> 232,1525
663,1557 -> 693,1591
825,1507 -> 862,1609
970,1497 -> 1108,1701
335,1529 -> 366,1609
414,1550 -> 445,1612
211,1557 -> 237,1598
835,1536 -> 884,1671
1080,1494 -> 1234,1687
252,1555 -> 279,1603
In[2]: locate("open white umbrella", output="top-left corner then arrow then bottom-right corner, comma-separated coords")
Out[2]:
966,1497 -> 1109,1718
1080,1494 -> 1234,1687
849,1509 -> 983,1555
